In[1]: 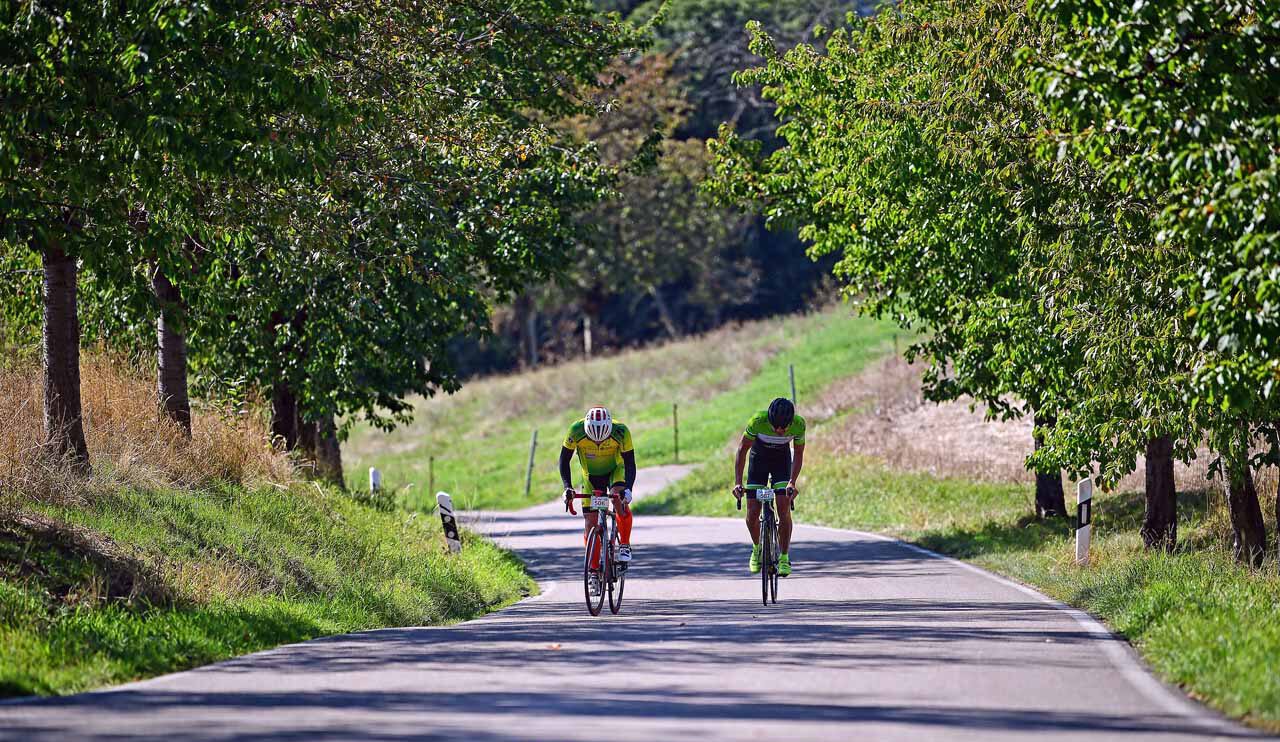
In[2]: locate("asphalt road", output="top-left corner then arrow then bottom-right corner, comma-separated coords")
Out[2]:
0,464 -> 1263,740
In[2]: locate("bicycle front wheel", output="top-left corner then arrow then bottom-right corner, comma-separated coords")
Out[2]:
760,511 -> 773,607
584,526 -> 606,616
769,515 -> 780,605
608,526 -> 626,615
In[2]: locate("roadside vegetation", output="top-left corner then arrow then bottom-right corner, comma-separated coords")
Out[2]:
345,307 -> 897,510
637,359 -> 1280,730
0,358 -> 532,697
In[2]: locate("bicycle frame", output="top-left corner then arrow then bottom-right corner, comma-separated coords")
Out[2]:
567,490 -> 627,615
737,486 -> 784,605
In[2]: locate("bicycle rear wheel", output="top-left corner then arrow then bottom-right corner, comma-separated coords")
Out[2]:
584,525 -> 605,616
608,523 -> 625,614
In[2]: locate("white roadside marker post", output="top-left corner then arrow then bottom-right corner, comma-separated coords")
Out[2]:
437,492 -> 462,554
369,467 -> 382,494
1075,479 -> 1093,565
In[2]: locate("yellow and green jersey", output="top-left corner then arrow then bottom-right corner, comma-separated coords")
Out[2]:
563,420 -> 634,479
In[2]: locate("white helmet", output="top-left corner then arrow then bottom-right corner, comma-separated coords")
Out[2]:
584,406 -> 613,443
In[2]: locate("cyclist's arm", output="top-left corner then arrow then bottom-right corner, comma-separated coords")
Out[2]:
621,449 -> 636,490
790,444 -> 805,489
559,446 -> 575,490
733,435 -> 752,487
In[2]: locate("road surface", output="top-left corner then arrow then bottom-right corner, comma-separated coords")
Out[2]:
0,464 -> 1262,740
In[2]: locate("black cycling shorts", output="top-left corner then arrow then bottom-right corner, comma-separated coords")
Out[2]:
587,473 -> 626,493
746,445 -> 791,491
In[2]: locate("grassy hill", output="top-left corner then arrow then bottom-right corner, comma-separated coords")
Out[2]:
345,307 -> 899,510
0,357 -> 532,697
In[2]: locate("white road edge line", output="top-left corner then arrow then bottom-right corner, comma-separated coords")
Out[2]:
798,521 -> 1259,737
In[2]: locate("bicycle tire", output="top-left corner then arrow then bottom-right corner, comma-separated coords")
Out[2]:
608,518 -> 625,614
584,525 -> 605,616
770,513 -> 780,604
761,508 -> 773,607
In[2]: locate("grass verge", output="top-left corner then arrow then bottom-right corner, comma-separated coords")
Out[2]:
345,307 -> 898,511
636,455 -> 1280,731
1,356 -> 532,698
0,484 -> 531,697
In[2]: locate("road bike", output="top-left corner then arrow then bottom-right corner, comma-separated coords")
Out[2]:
736,486 -> 793,606
566,491 -> 627,616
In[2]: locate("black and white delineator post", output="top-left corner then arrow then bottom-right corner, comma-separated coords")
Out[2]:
369,467 -> 381,493
1075,479 -> 1093,565
437,492 -> 462,554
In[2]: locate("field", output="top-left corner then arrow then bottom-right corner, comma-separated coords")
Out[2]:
344,307 -> 900,510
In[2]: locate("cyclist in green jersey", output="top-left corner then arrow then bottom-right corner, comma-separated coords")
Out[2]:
732,397 -> 805,576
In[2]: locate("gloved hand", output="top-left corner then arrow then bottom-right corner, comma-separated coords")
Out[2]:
621,488 -> 633,505
732,484 -> 745,499
563,487 -> 575,506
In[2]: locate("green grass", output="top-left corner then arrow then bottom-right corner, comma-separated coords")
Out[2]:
345,307 -> 899,510
0,482 -> 533,697
637,454 -> 1280,731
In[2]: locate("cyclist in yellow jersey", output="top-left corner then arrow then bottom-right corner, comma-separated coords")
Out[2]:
561,406 -> 636,578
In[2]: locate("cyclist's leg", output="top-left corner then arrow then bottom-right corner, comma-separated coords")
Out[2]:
744,448 -> 768,544
610,472 -> 632,545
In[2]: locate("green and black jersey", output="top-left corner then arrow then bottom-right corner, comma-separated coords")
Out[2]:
742,410 -> 806,451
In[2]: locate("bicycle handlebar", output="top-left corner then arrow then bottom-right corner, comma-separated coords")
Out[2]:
564,490 -> 617,515
732,488 -> 797,511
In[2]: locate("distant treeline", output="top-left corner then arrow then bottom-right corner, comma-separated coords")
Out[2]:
453,0 -> 884,376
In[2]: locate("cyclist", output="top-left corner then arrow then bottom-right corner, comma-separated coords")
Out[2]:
732,397 -> 805,577
561,406 -> 636,586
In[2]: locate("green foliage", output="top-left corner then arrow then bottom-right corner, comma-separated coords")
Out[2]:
709,1 -> 1080,432
1031,0 -> 1280,471
709,0 -> 1280,503
0,482 -> 533,696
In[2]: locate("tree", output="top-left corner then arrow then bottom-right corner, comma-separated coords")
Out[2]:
0,0 -> 343,462
1032,0 -> 1280,563
709,1 -> 1084,515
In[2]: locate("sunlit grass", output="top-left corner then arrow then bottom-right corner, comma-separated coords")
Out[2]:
345,306 -> 899,510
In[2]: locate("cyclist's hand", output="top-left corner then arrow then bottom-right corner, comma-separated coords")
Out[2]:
563,488 -> 576,511
786,485 -> 798,498
621,488 -> 633,505
732,484 -> 745,499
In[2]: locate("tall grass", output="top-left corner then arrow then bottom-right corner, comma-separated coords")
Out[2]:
0,354 -> 291,507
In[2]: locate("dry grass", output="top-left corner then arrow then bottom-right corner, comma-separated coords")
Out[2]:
0,353 -> 292,506
819,355 -> 1234,494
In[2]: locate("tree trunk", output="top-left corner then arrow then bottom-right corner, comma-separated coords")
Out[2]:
41,243 -> 90,473
152,267 -> 191,436
1032,415 -> 1066,517
271,381 -> 299,451
1141,435 -> 1177,551
1226,454 -> 1268,568
648,285 -> 679,339
315,414 -> 344,488
583,315 -> 593,359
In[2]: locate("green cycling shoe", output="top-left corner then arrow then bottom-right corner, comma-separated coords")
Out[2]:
778,552 -> 792,577
748,543 -> 762,574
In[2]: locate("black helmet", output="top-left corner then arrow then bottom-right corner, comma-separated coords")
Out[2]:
767,397 -> 795,429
